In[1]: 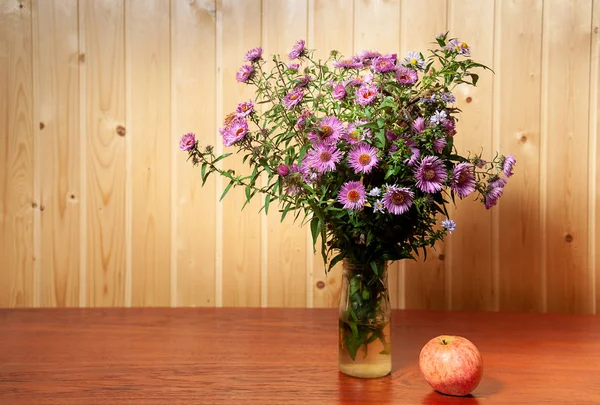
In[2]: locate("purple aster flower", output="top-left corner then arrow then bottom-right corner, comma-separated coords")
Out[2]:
356,50 -> 382,64
332,83 -> 346,100
338,181 -> 366,210
442,219 -> 456,233
288,63 -> 300,71
306,143 -> 342,173
236,65 -> 254,83
348,144 -> 379,174
395,66 -> 418,85
406,146 -> 421,167
222,118 -> 248,147
282,88 -> 304,109
485,180 -> 505,209
179,132 -> 196,151
403,51 -> 426,70
441,92 -> 456,103
295,109 -> 312,130
277,164 -> 290,177
415,156 -> 447,193
244,47 -> 263,62
413,117 -> 427,134
430,110 -> 447,125
443,118 -> 457,136
296,75 -> 312,88
447,39 -> 470,56
308,116 -> 346,144
371,55 -> 397,73
451,162 -> 476,198
433,137 -> 447,153
333,59 -> 363,69
345,74 -> 374,87
373,199 -> 385,213
235,100 -> 254,117
383,185 -> 414,215
289,39 -> 306,59
356,83 -> 378,105
503,155 -> 516,177
343,123 -> 365,144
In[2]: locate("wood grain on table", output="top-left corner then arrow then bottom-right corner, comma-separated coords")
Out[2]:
1,308 -> 599,404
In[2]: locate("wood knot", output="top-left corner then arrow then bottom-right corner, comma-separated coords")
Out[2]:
316,281 -> 325,289
564,234 -> 573,243
520,135 -> 528,143
594,26 -> 599,34
40,205 -> 45,211
116,125 -> 126,136
39,122 -> 45,130
465,96 -> 472,103
438,254 -> 445,261
79,53 -> 85,63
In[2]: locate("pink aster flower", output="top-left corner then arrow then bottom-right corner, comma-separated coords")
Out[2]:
413,117 -> 426,134
295,109 -> 312,130
415,156 -> 447,193
343,122 -> 366,144
338,181 -> 366,210
395,66 -> 418,85
383,185 -> 414,215
296,75 -> 312,88
235,100 -> 254,118
288,63 -> 300,71
277,164 -> 290,177
236,65 -> 254,83
244,47 -> 263,62
451,162 -> 476,198
332,83 -> 346,100
222,118 -> 248,147
485,179 -> 505,209
348,144 -> 379,174
282,88 -> 304,109
503,155 -> 516,177
289,40 -> 305,59
355,83 -> 378,105
333,59 -> 363,69
371,55 -> 397,73
346,74 -> 374,87
356,50 -> 382,64
433,137 -> 447,153
308,116 -> 346,145
443,118 -> 457,136
306,143 -> 342,173
179,133 -> 196,151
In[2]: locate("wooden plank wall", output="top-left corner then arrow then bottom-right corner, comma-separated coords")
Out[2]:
0,0 -> 598,313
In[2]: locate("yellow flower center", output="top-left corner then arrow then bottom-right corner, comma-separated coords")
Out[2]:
358,153 -> 371,166
347,190 -> 360,203
411,58 -> 417,65
461,42 -> 468,48
321,125 -> 333,137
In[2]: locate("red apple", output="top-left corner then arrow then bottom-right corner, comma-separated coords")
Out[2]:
419,335 -> 483,396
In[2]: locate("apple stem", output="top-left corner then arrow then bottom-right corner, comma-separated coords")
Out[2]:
441,339 -> 447,345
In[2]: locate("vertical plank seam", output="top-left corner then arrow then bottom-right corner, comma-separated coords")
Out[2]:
306,0 -> 314,308
31,0 -> 41,307
491,0 -> 500,312
259,0 -> 268,308
539,0 -> 548,313
215,0 -> 224,308
589,0 -> 599,313
124,0 -> 132,308
169,0 -> 178,307
78,0 -> 88,307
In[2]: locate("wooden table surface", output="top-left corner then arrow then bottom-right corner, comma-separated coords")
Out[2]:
1,308 -> 599,404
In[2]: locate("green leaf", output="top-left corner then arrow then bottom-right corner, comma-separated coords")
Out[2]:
264,194 -> 271,215
212,153 -> 232,164
470,73 -> 479,86
220,180 -> 235,202
310,216 -> 320,249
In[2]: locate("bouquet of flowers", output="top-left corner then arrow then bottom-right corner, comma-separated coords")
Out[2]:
180,33 -> 515,370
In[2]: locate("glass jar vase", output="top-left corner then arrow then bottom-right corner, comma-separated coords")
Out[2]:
338,258 -> 391,378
